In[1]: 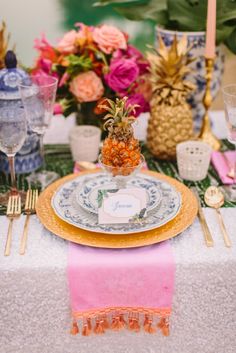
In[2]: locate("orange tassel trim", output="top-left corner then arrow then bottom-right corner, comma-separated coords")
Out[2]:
70,320 -> 79,335
143,315 -> 156,334
128,314 -> 140,332
157,317 -> 170,336
111,315 -> 124,331
119,314 -> 126,327
71,308 -> 171,337
82,318 -> 92,336
101,315 -> 110,330
94,319 -> 105,334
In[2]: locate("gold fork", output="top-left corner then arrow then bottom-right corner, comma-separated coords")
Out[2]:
19,189 -> 38,255
4,195 -> 21,256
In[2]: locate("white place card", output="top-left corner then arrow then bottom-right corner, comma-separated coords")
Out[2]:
98,188 -> 147,224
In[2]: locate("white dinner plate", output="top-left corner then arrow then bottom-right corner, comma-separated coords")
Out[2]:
51,172 -> 182,235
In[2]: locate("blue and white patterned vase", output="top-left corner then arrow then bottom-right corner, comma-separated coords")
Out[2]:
0,51 -> 42,174
155,27 -> 225,130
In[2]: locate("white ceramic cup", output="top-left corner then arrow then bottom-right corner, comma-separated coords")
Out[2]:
69,125 -> 101,162
176,140 -> 212,181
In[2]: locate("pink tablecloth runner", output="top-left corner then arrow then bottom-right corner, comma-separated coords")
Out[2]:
67,241 -> 175,336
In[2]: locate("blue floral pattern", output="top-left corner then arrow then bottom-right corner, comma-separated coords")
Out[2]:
52,172 -> 182,235
77,174 -> 162,214
155,27 -> 225,130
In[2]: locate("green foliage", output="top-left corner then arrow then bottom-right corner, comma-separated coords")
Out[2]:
94,0 -> 236,53
65,54 -> 93,76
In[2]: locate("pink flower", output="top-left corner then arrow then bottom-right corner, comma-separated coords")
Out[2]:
105,58 -> 139,93
92,24 -> 127,54
69,71 -> 104,103
59,72 -> 70,87
126,93 -> 150,117
57,30 -> 79,53
34,33 -> 52,51
54,102 -> 63,115
113,45 -> 149,75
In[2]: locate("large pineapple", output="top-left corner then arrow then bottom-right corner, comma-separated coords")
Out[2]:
100,97 -> 141,175
147,35 -> 196,160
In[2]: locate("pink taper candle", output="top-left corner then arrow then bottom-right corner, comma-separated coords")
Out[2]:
205,0 -> 216,58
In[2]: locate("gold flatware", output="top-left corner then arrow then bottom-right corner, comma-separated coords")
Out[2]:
19,189 -> 38,255
4,195 -> 21,256
204,186 -> 232,248
221,153 -> 235,179
191,187 -> 214,247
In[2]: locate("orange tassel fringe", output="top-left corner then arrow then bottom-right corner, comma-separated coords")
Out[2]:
70,320 -> 79,335
143,315 -> 156,334
82,318 -> 92,336
94,319 -> 105,334
72,311 -> 170,336
157,317 -> 170,336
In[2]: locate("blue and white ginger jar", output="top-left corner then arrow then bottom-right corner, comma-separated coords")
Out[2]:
0,51 -> 42,174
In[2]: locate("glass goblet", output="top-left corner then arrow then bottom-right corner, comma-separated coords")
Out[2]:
99,154 -> 145,189
222,84 -> 236,200
18,75 -> 58,189
0,104 -> 27,195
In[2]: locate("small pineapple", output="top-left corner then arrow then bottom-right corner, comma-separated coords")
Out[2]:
147,35 -> 196,160
100,97 -> 141,175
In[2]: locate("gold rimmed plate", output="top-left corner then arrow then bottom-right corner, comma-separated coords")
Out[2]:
36,170 -> 198,248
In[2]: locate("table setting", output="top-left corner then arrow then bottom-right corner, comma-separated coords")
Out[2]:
0,1 -> 236,352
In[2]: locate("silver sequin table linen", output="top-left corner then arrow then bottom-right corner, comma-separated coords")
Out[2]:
0,208 -> 236,353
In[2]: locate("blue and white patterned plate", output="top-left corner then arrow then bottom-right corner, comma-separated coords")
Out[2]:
76,174 -> 162,214
51,172 -> 182,235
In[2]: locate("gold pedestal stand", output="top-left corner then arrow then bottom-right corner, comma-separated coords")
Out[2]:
198,58 -> 221,150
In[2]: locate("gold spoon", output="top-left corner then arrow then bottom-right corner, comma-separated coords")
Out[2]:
204,186 -> 232,248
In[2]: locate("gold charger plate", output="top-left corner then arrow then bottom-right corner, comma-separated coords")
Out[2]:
36,170 -> 198,248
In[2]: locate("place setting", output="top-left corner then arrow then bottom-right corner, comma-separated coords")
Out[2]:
36,96 -> 197,250
0,1 -> 236,350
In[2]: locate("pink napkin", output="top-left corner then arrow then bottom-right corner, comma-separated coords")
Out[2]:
211,151 -> 236,184
67,241 -> 175,336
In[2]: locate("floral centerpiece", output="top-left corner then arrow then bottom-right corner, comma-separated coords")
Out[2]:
32,23 -> 151,127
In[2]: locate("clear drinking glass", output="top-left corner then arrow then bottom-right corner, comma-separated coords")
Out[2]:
0,104 -> 27,194
18,75 -> 58,188
99,154 -> 145,189
222,84 -> 236,199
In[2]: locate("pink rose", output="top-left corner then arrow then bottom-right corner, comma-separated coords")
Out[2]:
113,45 -> 150,75
126,93 -> 150,117
57,30 -> 78,53
53,102 -> 63,115
92,24 -> 127,54
105,58 -> 139,93
69,71 -> 104,103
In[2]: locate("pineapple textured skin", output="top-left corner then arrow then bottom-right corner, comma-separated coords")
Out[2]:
147,103 -> 193,160
147,35 -> 196,160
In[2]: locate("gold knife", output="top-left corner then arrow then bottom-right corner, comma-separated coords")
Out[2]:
191,187 -> 214,247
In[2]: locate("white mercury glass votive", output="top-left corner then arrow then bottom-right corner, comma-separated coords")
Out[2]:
69,125 -> 101,162
176,141 -> 212,181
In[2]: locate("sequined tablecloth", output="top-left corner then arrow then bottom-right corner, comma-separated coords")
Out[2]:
0,210 -> 235,353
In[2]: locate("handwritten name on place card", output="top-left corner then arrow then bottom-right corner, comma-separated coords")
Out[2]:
98,188 -> 147,224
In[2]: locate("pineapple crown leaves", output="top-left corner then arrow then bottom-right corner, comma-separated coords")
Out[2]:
147,35 -> 196,106
98,97 -> 139,131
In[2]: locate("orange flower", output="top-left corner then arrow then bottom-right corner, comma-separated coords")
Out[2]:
69,71 -> 104,103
